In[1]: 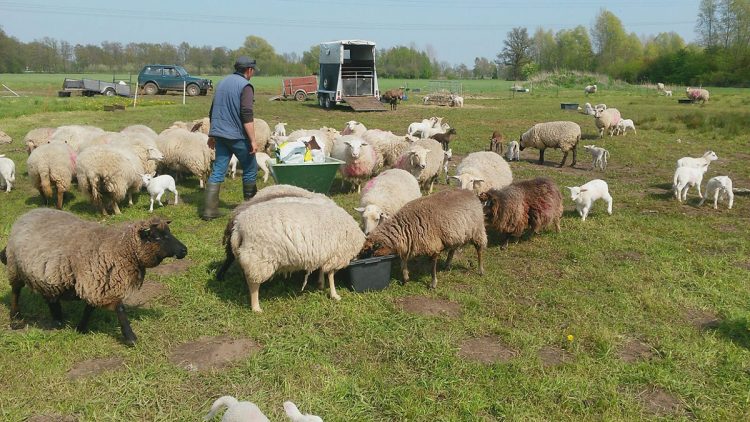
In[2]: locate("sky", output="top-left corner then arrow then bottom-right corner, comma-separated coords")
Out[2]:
1,0 -> 701,66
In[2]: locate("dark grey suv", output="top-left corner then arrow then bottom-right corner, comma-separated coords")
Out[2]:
137,65 -> 212,96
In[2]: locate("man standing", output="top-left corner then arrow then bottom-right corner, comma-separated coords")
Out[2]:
202,56 -> 259,220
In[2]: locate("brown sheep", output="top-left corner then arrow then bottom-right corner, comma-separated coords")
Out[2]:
480,177 -> 563,247
489,130 -> 504,155
430,128 -> 457,151
382,88 -> 404,111
360,189 -> 486,289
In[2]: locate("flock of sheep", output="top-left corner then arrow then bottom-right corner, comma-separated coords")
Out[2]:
0,83 -> 736,354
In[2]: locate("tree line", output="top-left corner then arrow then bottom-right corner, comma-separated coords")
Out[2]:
1,1 -> 748,86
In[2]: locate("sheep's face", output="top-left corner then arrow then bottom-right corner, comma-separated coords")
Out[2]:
567,186 -> 583,201
409,147 -> 428,169
137,219 -> 188,266
141,174 -> 153,185
359,238 -> 395,258
518,136 -> 526,151
344,139 -> 367,159
355,205 -> 388,235
147,146 -> 164,161
704,151 -> 718,162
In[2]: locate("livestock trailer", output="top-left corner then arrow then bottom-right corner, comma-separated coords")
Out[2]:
270,75 -> 318,101
317,40 -> 385,111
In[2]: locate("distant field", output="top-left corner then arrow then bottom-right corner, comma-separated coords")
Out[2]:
1,74 -> 749,420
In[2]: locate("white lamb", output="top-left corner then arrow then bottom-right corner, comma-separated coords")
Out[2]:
273,122 -> 287,137
673,165 -> 708,203
450,151 -> 513,194
421,122 -> 451,139
442,148 -> 453,183
228,152 -> 271,182
355,168 -> 421,234
567,179 -> 613,221
141,173 -> 178,212
204,395 -> 268,422
657,82 -> 665,91
506,140 -> 520,161
584,84 -> 597,94
677,151 -> 718,169
0,154 -> 16,192
664,90 -> 673,97
450,95 -> 464,107
583,145 -> 609,171
615,119 -> 636,136
407,117 -> 440,137
582,103 -> 596,116
699,176 -> 734,209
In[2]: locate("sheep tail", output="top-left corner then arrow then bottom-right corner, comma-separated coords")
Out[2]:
1,247 -> 7,265
672,171 -> 679,190
204,396 -> 238,421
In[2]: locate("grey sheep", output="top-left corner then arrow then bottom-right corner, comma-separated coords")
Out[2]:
1,208 -> 187,346
519,121 -> 581,167
360,189 -> 487,289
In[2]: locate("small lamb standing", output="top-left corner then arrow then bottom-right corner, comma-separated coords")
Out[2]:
615,119 -> 636,136
228,152 -> 271,182
0,154 -> 16,192
664,90 -> 673,97
141,174 -> 179,212
2,209 -> 187,345
489,130 -> 504,154
273,122 -> 287,137
699,176 -> 734,209
360,189 -> 487,289
519,121 -> 581,167
677,150 -> 718,169
583,145 -> 610,171
673,165 -> 708,203
442,148 -> 452,183
584,84 -> 597,95
506,140 -> 520,162
567,179 -> 613,221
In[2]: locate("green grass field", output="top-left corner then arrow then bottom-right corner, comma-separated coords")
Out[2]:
1,73 -> 749,421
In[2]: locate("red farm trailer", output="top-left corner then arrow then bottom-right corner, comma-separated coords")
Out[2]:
270,76 -> 318,101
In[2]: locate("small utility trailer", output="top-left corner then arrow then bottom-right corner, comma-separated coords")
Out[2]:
60,78 -> 131,97
270,76 -> 318,101
317,39 -> 385,111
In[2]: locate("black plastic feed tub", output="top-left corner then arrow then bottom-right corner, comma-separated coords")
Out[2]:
560,102 -> 579,110
341,254 -> 397,292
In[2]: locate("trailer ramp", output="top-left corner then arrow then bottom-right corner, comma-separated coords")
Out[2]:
344,96 -> 386,111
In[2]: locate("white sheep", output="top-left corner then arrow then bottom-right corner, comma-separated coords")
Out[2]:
121,124 -> 158,140
593,108 -> 621,138
677,151 -> 718,169
407,117 -> 441,137
285,129 -> 336,156
26,142 -> 77,209
506,140 -> 520,161
203,395 -> 268,422
673,165 -> 708,203
226,199 -> 365,312
519,121 -> 581,167
615,119 -> 636,136
49,125 -> 106,152
686,87 -> 710,103
75,144 -> 145,215
23,127 -> 56,154
141,173 -> 178,212
421,122 -> 451,139
583,145 -> 609,171
395,138 -> 444,193
284,401 -> 323,422
0,129 -> 11,145
355,168 -> 422,234
442,148 -> 453,183
450,95 -> 464,107
361,129 -> 417,168
594,103 -> 607,111
657,82 -> 665,91
422,96 -> 430,105
341,120 -> 367,136
699,176 -> 734,209
582,103 -> 596,116
331,135 -> 381,193
0,154 -> 16,192
273,122 -> 287,137
664,90 -> 673,97
156,128 -> 214,188
584,84 -> 597,94
567,179 -> 613,221
229,152 -> 271,182
450,151 -> 513,194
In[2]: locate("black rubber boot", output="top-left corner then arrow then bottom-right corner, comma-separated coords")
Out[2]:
201,182 -> 222,220
242,182 -> 257,200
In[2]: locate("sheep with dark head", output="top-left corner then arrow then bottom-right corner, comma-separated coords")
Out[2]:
2,208 -> 187,346
479,177 -> 563,247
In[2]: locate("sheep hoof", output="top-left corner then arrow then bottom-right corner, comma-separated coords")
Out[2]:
252,307 -> 263,313
124,337 -> 137,347
331,293 -> 341,301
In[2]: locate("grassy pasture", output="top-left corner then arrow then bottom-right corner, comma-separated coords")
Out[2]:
0,73 -> 749,421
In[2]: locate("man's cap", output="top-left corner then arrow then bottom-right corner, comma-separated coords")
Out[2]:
234,56 -> 257,70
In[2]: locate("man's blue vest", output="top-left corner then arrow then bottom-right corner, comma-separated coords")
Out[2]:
209,73 -> 251,140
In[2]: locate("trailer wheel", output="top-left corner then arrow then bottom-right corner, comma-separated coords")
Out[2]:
324,96 -> 332,109
294,90 -> 307,102
318,94 -> 325,107
143,83 -> 158,95
186,84 -> 200,96
103,88 -> 115,97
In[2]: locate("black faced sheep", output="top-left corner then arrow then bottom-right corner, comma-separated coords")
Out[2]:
2,209 -> 187,346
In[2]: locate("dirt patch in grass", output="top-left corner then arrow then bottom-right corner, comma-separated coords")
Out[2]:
618,338 -> 655,363
395,296 -> 462,318
538,345 -> 573,367
458,336 -> 518,364
149,258 -> 193,276
713,224 -> 739,233
683,307 -> 721,330
123,280 -> 169,307
67,357 -> 124,380
637,386 -> 686,417
612,250 -> 644,262
169,335 -> 262,372
736,261 -> 750,271
27,415 -> 78,422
